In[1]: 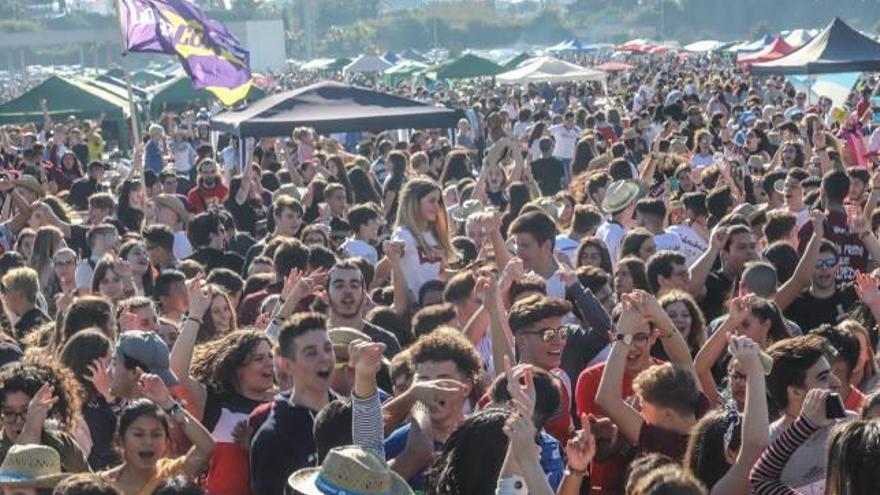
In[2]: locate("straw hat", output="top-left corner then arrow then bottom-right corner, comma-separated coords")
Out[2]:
668,138 -> 689,156
449,199 -> 483,223
0,444 -> 70,488
13,175 -> 44,198
621,127 -> 639,141
288,445 -> 413,495
602,180 -> 641,214
152,194 -> 189,226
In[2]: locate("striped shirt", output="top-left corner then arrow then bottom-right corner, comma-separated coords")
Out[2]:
750,416 -> 821,495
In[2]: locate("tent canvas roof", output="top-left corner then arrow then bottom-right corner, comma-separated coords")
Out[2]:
496,57 -> 606,84
729,34 -> 774,54
384,60 -> 429,75
684,40 -> 725,53
0,76 -> 129,124
432,54 -> 504,79
148,74 -> 265,116
503,52 -> 533,69
738,35 -> 796,65
343,55 -> 393,74
783,29 -> 817,48
210,81 -> 464,138
752,17 -> 880,75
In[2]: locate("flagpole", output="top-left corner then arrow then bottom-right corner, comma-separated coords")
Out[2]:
115,0 -> 142,152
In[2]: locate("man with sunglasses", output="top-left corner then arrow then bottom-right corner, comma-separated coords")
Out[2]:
783,240 -> 858,332
508,294 -> 575,444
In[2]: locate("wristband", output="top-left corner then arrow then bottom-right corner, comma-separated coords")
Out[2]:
565,466 -> 589,477
164,401 -> 183,416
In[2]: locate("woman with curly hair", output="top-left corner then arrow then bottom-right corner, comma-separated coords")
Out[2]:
0,353 -> 89,473
169,276 -> 274,495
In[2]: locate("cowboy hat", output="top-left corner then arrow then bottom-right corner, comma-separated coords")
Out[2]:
449,199 -> 483,223
152,194 -> 189,226
602,180 -> 641,214
0,444 -> 70,488
288,445 -> 413,495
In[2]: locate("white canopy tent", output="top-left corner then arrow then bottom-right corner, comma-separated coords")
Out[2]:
782,29 -> 817,48
496,56 -> 607,86
343,55 -> 393,75
683,40 -> 725,53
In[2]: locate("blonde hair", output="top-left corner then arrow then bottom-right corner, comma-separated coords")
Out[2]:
395,178 -> 456,262
28,226 -> 65,291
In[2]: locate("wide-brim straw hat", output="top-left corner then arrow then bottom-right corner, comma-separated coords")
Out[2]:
0,444 -> 71,488
288,446 -> 413,495
152,194 -> 189,225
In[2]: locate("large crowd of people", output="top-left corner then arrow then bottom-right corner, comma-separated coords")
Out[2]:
0,49 -> 877,495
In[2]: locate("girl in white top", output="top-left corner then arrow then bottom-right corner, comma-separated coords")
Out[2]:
391,178 -> 456,301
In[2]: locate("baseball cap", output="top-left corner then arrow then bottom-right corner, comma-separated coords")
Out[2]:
116,331 -> 178,386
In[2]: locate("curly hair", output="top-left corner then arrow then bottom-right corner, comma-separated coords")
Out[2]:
0,351 -> 83,429
408,327 -> 481,381
191,329 -> 272,398
507,294 -> 572,332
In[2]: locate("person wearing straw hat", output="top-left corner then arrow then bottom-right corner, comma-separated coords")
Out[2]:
287,445 -> 413,495
596,179 -> 641,264
150,194 -> 193,261
0,444 -> 72,494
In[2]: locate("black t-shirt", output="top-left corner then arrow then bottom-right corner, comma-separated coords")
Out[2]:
83,397 -> 121,470
383,175 -> 404,224
700,270 -> 734,323
14,307 -> 50,340
784,285 -> 859,334
362,321 -> 402,357
72,143 -> 89,166
224,197 -> 264,237
530,157 -> 565,196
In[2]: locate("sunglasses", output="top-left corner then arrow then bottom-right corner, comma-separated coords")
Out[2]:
521,325 -> 574,342
816,258 -> 838,269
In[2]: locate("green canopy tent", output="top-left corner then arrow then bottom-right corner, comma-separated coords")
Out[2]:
147,74 -> 266,118
0,76 -> 132,148
503,51 -> 533,69
431,54 -> 504,80
131,69 -> 170,87
382,60 -> 429,87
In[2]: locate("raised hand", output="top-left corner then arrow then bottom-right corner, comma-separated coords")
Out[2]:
138,373 -> 174,410
504,355 -> 536,419
186,274 -> 212,319
382,240 -> 405,263
800,388 -> 832,427
727,294 -> 754,327
727,335 -> 762,375
85,359 -> 114,403
855,271 -> 880,308
852,213 -> 872,237
555,252 -> 578,287
710,226 -> 729,251
349,339 -> 386,378
565,414 -> 597,473
26,383 -> 58,425
408,379 -> 469,410
499,257 -> 524,291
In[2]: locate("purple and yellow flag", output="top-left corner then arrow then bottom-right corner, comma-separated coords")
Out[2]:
118,0 -> 253,106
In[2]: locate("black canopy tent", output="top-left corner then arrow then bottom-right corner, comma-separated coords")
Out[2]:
751,17 -> 880,75
210,81 -> 464,138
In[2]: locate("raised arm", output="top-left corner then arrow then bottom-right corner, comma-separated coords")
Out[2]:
688,227 -> 727,300
350,339 -> 387,460
139,374 -> 215,477
712,335 -> 769,495
775,212 -> 824,311
484,211 -> 512,269
382,240 -> 410,316
169,276 -> 210,418
487,274 -> 514,377
596,297 -> 646,444
694,305 -> 743,407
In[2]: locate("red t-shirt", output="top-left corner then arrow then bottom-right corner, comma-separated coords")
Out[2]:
575,360 -> 659,495
636,393 -> 712,461
187,183 -> 229,213
845,385 -> 866,412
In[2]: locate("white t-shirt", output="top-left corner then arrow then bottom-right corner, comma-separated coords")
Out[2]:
341,238 -> 379,265
74,258 -> 97,290
654,232 -> 683,253
690,153 -> 715,169
667,224 -> 708,267
554,235 -> 579,265
548,124 -> 580,160
596,220 -> 626,264
173,231 -> 193,261
392,227 -> 442,301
